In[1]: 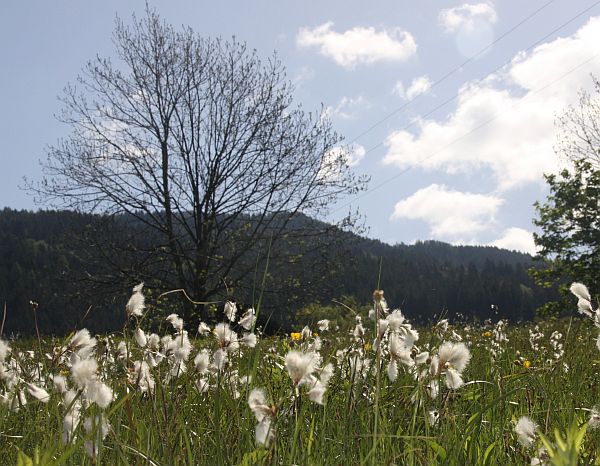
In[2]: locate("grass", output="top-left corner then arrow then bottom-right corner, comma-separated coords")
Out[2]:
1,297 -> 600,465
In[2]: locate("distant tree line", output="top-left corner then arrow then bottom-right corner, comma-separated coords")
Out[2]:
0,208 -> 557,336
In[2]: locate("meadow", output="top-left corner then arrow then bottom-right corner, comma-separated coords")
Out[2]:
1,284 -> 599,465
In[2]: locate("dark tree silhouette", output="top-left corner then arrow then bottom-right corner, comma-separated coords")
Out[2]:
30,10 -> 367,321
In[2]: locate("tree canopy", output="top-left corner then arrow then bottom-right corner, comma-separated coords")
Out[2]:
532,77 -> 600,313
30,9 -> 367,321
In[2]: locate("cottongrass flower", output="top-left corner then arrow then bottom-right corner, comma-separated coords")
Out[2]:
317,319 -> 330,332
431,341 -> 471,389
194,349 -> 210,374
515,416 -> 537,447
116,341 -> 127,360
248,388 -> 275,447
224,301 -> 237,322
0,338 -> 10,362
353,319 -> 365,339
306,363 -> 334,405
71,358 -> 98,389
125,282 -> 145,318
62,389 -> 82,443
428,410 -> 440,427
166,314 -> 184,333
301,325 -> 312,341
239,308 -> 256,330
240,333 -> 257,348
212,348 -> 228,372
132,360 -> 155,394
387,333 -> 414,381
83,414 -> 110,458
52,374 -> 68,394
214,323 -> 240,352
285,350 -> 318,387
26,382 -> 50,403
134,327 -> 147,348
70,357 -> 114,408
69,329 -> 97,354
570,282 -> 592,315
198,322 -> 211,335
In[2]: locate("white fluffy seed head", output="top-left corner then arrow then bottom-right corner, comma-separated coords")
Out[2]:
570,282 -> 591,301
193,350 -> 210,374
86,380 -> 113,408
239,308 -> 256,330
515,416 -> 537,447
224,301 -> 237,322
166,314 -> 184,332
255,417 -> 275,447
71,358 -> 98,389
248,388 -> 272,422
69,329 -> 96,353
198,322 -> 211,335
317,319 -> 330,331
27,383 -> 50,403
240,333 -> 257,348
307,380 -> 327,405
438,341 -> 471,374
387,360 -> 398,382
126,283 -> 145,318
134,328 -> 147,348
285,350 -> 318,386
0,339 -> 10,363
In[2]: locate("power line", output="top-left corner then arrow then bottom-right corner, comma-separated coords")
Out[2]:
332,51 -> 600,215
357,0 -> 600,157
331,1 -> 600,215
348,0 -> 557,145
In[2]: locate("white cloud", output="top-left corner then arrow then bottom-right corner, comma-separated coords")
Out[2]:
292,66 -> 315,89
319,144 -> 367,181
324,95 -> 370,120
390,184 -> 504,238
407,76 -> 433,99
346,144 -> 366,166
394,75 -> 433,100
490,227 -> 537,255
297,22 -> 417,68
383,17 -> 600,191
392,81 -> 406,98
439,2 -> 497,33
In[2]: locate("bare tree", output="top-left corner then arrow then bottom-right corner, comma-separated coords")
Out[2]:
556,75 -> 600,168
31,9 -> 367,320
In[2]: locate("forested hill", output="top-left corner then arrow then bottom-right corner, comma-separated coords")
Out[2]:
0,208 -> 554,335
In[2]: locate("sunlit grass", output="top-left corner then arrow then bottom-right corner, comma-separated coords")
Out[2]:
1,287 -> 600,465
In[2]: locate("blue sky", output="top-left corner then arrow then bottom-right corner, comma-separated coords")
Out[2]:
2,0 -> 600,253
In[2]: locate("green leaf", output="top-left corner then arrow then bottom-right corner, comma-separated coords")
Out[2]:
425,440 -> 447,461
16,450 -> 33,466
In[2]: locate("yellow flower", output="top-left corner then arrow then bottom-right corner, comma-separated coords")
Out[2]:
523,360 -> 532,369
363,342 -> 372,351
290,332 -> 302,342
482,331 -> 492,338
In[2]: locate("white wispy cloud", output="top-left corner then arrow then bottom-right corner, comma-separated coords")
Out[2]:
390,184 -> 503,238
439,2 -> 497,33
324,95 -> 371,120
292,66 -> 315,89
383,16 -> 600,191
394,75 -> 433,100
297,22 -> 417,69
489,227 -> 537,255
